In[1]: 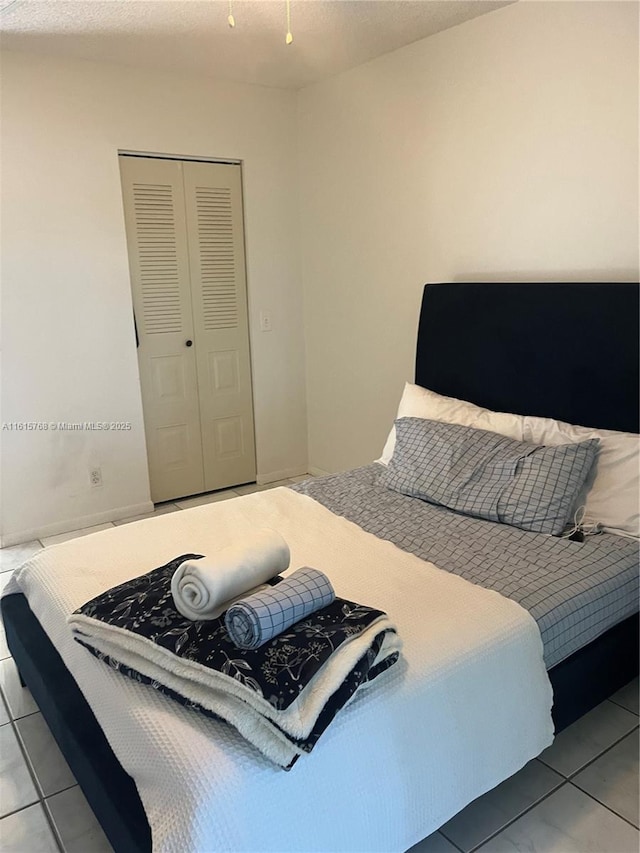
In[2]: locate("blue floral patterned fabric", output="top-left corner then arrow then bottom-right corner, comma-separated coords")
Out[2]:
72,555 -> 399,765
77,630 -> 394,764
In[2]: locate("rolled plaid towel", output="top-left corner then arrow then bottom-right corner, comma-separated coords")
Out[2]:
225,567 -> 335,650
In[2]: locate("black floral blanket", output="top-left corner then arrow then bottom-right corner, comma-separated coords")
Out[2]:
69,555 -> 401,768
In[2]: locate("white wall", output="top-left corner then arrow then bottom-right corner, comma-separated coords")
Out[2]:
2,1 -> 638,541
1,51 -> 307,545
298,1 -> 639,474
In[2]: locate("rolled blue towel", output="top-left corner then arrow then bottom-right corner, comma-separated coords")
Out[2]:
224,567 -> 335,650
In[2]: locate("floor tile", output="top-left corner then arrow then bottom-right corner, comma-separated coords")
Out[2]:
46,785 -> 113,852
40,523 -> 115,548
0,657 -> 38,719
113,502 -> 181,525
610,677 -> 639,716
475,782 -> 639,852
16,713 -> 77,798
0,724 -> 39,817
0,621 -> 10,660
0,541 -> 43,573
407,831 -> 459,853
539,699 -> 638,777
175,490 -> 239,509
263,479 -> 293,488
440,759 -> 563,852
289,474 -> 312,483
233,482 -> 270,495
0,694 -> 9,726
0,572 -> 16,596
573,728 -> 639,827
0,803 -> 59,853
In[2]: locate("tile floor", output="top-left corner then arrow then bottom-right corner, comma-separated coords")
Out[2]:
409,687 -> 639,853
0,478 -> 638,853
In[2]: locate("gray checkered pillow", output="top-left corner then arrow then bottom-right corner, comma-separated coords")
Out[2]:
380,418 -> 599,535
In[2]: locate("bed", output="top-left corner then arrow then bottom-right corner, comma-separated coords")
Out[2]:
2,282 -> 638,853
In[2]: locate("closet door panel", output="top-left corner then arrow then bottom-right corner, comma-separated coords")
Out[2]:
120,156 -> 205,502
183,161 -> 256,491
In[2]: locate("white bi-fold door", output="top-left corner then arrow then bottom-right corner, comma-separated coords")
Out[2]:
120,155 -> 256,503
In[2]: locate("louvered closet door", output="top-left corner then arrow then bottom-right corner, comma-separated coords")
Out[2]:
120,157 -> 205,502
183,161 -> 256,491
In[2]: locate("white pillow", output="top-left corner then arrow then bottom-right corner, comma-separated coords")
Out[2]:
378,383 -> 525,465
523,415 -> 639,539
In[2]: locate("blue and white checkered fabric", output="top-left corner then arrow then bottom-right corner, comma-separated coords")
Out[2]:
380,418 -> 599,535
291,465 -> 639,668
225,568 -> 335,650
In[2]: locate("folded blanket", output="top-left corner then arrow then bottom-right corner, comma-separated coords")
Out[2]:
68,554 -> 401,768
171,528 -> 289,621
225,566 -> 335,650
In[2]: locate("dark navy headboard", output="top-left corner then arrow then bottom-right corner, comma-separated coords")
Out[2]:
415,283 -> 639,434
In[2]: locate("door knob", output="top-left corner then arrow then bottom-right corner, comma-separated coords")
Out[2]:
185,340 -> 193,347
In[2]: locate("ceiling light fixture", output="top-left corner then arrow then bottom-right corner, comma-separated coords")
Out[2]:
226,0 -> 293,45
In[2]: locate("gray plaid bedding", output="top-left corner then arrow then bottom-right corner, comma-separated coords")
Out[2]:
291,465 -> 639,668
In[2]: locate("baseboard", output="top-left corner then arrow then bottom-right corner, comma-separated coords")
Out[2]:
1,501 -> 155,548
256,466 -> 309,485
308,466 -> 330,477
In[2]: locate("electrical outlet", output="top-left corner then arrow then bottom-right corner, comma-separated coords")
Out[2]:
259,310 -> 272,332
89,467 -> 103,487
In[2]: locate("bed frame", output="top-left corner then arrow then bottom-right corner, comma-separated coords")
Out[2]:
416,282 -> 639,731
3,282 -> 638,853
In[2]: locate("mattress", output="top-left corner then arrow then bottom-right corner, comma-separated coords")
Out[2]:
8,486 -> 553,852
292,465 -> 640,668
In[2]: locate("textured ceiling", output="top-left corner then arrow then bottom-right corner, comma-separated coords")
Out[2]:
0,0 -> 514,90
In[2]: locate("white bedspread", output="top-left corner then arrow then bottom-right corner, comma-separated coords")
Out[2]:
11,488 -> 554,853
